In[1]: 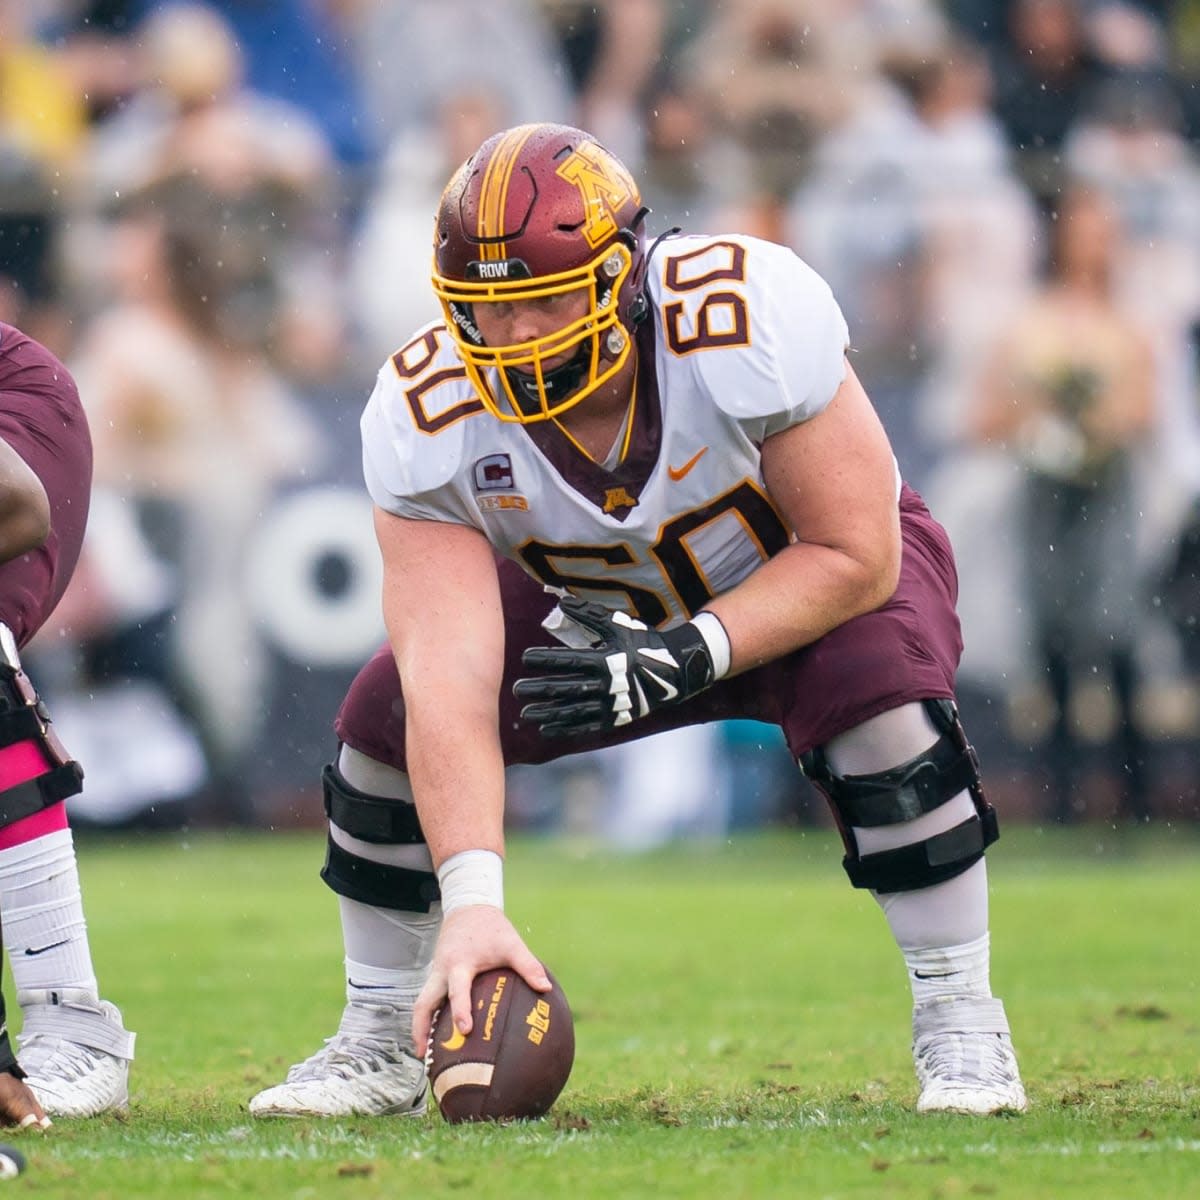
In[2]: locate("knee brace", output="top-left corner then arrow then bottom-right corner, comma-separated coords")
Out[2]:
318,762 -> 441,913
0,625 -> 82,828
800,699 -> 998,893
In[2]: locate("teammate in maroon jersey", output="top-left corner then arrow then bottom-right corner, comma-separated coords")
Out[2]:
251,124 -> 1026,1119
0,325 -> 134,1120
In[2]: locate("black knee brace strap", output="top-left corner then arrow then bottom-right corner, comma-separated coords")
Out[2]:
320,837 -> 441,912
321,762 -> 426,845
844,809 -> 998,893
0,628 -> 83,828
319,759 -> 438,911
801,699 -> 999,893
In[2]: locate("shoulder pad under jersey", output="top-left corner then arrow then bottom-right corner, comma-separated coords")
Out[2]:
360,321 -> 487,519
645,233 -> 849,437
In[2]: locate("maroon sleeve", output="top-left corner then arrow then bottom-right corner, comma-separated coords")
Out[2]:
0,324 -> 93,646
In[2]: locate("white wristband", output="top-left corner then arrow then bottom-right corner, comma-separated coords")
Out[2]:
437,849 -> 505,915
691,611 -> 732,680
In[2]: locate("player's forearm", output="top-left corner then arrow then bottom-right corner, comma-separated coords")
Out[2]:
705,535 -> 900,675
403,699 -> 507,869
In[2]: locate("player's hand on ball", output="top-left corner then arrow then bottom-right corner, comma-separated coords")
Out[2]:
0,1072 -> 49,1131
515,595 -> 718,737
427,967 -> 574,1123
412,906 -> 550,1058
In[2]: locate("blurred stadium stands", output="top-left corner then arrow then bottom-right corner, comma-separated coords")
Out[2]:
5,0 -> 1199,834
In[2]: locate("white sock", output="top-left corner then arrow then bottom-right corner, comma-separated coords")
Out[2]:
339,899 -> 438,1058
333,853 -> 440,1025
870,827 -> 991,947
341,890 -> 439,1017
344,954 -> 430,1013
335,867 -> 439,1052
903,931 -> 992,1007
0,828 -> 99,998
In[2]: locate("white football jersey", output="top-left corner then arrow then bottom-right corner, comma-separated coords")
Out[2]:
361,234 -> 850,628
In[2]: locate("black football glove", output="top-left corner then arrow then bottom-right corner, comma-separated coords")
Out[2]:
514,595 -> 717,738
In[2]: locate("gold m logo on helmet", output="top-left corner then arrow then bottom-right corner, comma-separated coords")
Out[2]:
556,144 -> 639,249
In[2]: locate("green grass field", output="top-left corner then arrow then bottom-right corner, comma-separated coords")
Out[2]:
4,825 -> 1197,1198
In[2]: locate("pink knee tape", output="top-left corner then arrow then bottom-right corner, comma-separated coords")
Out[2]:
0,739 -> 67,849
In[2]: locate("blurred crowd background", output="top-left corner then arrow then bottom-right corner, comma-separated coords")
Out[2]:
5,0 -> 1200,842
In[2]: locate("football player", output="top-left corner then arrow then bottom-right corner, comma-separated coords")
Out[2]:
0,325 -> 135,1118
250,123 -> 1026,1118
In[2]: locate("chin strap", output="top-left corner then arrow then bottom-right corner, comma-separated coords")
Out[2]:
506,347 -> 592,415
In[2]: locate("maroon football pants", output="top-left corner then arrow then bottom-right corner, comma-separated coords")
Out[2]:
337,485 -> 963,768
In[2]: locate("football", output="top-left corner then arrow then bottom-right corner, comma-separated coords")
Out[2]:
427,967 -> 575,1123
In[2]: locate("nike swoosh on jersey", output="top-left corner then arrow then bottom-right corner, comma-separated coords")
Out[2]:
667,446 -> 709,481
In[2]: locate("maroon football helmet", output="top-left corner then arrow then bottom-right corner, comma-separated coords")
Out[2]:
432,123 -> 649,423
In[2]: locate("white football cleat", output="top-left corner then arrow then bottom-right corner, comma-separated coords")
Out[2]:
913,996 -> 1028,1115
249,1000 -> 427,1118
17,989 -> 136,1118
